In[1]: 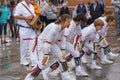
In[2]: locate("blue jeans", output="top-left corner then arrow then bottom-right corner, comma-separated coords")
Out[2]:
0,23 -> 7,35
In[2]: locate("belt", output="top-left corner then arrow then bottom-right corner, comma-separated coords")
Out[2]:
16,24 -> 31,29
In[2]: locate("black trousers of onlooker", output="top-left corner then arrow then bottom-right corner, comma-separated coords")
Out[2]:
9,17 -> 17,37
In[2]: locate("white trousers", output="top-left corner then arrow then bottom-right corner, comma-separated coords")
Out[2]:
19,27 -> 36,64
84,41 -> 95,53
66,41 -> 80,58
84,41 -> 97,60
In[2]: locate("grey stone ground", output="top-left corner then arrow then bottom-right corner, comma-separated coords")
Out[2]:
0,26 -> 120,80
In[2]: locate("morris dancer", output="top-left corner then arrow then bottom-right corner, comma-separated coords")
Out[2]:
14,0 -> 36,66
97,11 -> 119,64
78,19 -> 104,69
81,11 -> 119,64
24,14 -> 72,80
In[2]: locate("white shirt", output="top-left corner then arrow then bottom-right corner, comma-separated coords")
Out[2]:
64,20 -> 82,41
98,16 -> 108,36
14,1 -> 35,27
39,23 -> 64,44
81,24 -> 98,42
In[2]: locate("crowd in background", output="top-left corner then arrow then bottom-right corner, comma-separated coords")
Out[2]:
0,0 -> 119,42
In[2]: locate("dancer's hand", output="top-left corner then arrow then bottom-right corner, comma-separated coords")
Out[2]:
42,55 -> 49,66
61,50 -> 66,59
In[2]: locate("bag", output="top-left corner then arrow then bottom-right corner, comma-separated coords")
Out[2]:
22,3 -> 41,30
25,15 -> 38,26
30,16 -> 42,30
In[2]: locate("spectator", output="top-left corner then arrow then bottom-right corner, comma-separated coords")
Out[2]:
38,0 -> 48,32
75,0 -> 87,15
74,0 -> 88,29
59,2 -> 70,16
13,0 -> 23,41
89,0 -> 104,24
0,0 -> 10,44
111,0 -> 120,36
9,0 -> 17,38
44,0 -> 57,25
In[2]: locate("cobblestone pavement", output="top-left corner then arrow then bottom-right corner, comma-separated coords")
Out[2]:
0,26 -> 120,80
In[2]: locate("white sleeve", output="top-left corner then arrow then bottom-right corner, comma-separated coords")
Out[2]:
102,26 -> 108,36
77,26 -> 82,36
81,28 -> 92,41
98,25 -> 108,36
